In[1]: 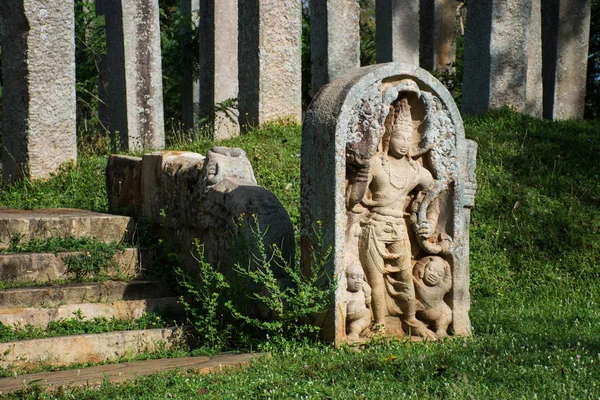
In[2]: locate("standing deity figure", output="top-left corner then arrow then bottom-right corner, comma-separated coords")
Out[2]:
359,96 -> 439,340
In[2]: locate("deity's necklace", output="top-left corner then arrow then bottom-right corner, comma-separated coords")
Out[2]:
384,155 -> 413,191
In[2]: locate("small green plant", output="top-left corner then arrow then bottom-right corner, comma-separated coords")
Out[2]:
226,220 -> 335,347
176,240 -> 232,351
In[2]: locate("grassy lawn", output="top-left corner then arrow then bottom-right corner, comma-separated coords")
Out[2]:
2,109 -> 600,399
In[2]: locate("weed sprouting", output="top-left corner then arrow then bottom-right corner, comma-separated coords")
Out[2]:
176,240 -> 232,352
177,218 -> 334,351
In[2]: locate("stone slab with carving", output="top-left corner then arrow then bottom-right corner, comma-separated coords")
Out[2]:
106,147 -> 294,271
301,63 -> 477,345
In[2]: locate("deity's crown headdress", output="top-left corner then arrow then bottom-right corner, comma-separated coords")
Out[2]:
393,98 -> 412,132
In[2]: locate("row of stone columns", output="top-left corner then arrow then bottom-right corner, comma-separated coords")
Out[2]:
462,0 -> 591,120
0,1 -> 593,183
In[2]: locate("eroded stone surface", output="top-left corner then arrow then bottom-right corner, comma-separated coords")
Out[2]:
97,0 -> 165,151
301,63 -> 476,345
0,248 -> 142,282
0,209 -> 134,249
0,328 -> 184,368
462,0 -> 532,115
106,148 -> 294,271
199,0 -> 239,139
376,0 -> 419,65
542,0 -> 591,120
311,0 -> 360,93
0,1 -> 77,183
0,297 -> 182,329
238,0 -> 302,128
420,0 -> 456,73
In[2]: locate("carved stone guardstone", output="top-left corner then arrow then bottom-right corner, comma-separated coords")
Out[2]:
301,63 -> 477,345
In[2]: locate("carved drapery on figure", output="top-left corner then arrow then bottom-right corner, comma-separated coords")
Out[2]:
301,63 -> 476,345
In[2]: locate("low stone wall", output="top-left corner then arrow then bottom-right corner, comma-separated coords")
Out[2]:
106,147 -> 294,273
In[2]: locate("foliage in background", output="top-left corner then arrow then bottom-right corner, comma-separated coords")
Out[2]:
585,0 -> 600,118
74,0 -> 107,155
301,4 -> 312,107
359,0 -> 377,66
158,0 -> 199,135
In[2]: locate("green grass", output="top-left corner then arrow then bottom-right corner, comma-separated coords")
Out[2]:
0,156 -> 109,212
2,110 -> 600,398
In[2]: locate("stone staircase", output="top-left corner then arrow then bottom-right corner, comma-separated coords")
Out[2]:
0,209 -> 184,370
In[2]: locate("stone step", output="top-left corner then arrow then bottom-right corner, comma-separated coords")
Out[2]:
0,248 -> 149,282
0,297 -> 183,328
0,281 -> 173,309
0,327 -> 185,369
0,208 -> 134,249
0,353 -> 258,394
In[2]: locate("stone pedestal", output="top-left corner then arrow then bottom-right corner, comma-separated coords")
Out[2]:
542,0 -> 591,120
97,0 -> 165,151
376,0 -> 419,65
199,0 -> 239,139
0,1 -> 77,183
420,0 -> 456,73
238,0 -> 302,130
302,63 -> 476,345
310,0 -> 360,94
462,0 -> 532,115
181,0 -> 200,131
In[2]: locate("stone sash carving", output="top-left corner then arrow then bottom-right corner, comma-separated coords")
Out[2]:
301,63 -> 477,345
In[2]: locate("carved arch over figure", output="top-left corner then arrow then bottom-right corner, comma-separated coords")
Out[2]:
301,63 -> 476,345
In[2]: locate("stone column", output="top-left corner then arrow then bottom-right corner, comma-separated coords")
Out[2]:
181,0 -> 200,131
462,0 -> 532,115
97,0 -> 165,152
238,0 -> 302,130
525,0 -> 543,118
542,0 -> 591,120
199,0 -> 239,139
376,0 -> 419,64
420,0 -> 456,73
0,1 -> 77,183
310,0 -> 360,94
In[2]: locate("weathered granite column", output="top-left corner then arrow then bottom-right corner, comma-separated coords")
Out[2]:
542,0 -> 591,120
376,0 -> 419,64
310,0 -> 360,94
462,0 -> 532,115
199,0 -> 239,139
0,1 -> 77,183
238,0 -> 302,130
420,0 -> 456,73
525,0 -> 543,118
97,0 -> 165,151
181,0 -> 200,131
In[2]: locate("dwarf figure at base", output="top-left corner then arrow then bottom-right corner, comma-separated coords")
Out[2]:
413,256 -> 452,338
345,261 -> 372,343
